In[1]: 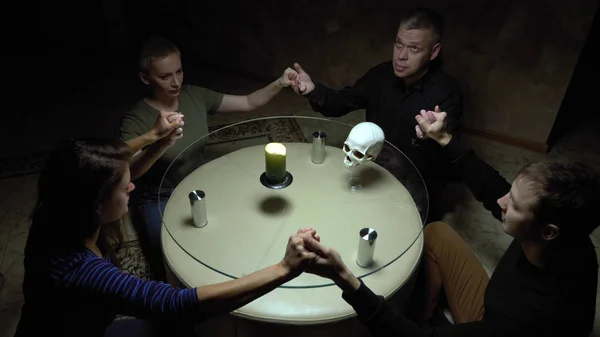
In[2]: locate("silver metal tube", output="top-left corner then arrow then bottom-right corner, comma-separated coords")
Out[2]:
356,227 -> 377,267
311,131 -> 327,164
189,190 -> 208,228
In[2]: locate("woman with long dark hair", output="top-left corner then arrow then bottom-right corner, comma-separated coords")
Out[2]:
14,138 -> 318,337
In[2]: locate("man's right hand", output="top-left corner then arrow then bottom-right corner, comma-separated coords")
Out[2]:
415,105 -> 452,146
304,238 -> 361,293
290,63 -> 315,95
153,111 -> 184,140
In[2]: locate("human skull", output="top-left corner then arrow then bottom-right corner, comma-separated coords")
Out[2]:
342,122 -> 385,168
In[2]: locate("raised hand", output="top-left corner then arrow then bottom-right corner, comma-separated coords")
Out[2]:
415,105 -> 451,145
154,111 -> 184,139
290,63 -> 315,95
278,67 -> 299,88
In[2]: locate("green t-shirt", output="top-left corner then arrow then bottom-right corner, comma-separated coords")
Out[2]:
120,84 -> 224,192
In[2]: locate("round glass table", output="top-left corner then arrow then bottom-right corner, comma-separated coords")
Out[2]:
158,116 -> 428,327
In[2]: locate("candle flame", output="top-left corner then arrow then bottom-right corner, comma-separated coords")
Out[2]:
265,143 -> 286,155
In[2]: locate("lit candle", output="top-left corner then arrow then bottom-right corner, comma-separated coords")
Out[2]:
265,143 -> 286,184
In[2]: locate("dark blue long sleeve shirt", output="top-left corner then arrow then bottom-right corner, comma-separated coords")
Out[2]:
15,248 -> 198,337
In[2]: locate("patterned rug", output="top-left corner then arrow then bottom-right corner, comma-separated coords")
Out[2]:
114,118 -> 307,280
0,152 -> 49,179
207,118 -> 307,144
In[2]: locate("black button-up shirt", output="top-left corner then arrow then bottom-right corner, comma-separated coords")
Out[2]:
306,61 -> 463,180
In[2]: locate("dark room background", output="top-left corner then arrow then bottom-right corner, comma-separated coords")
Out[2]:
23,0 -> 599,156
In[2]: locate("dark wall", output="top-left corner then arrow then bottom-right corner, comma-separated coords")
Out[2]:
547,6 -> 600,149
32,0 -> 598,145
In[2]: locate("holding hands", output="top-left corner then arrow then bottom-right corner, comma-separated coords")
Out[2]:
288,63 -> 315,95
161,112 -> 184,146
276,63 -> 315,95
153,111 -> 184,138
278,67 -> 298,88
154,111 -> 184,147
279,228 -> 322,278
304,238 -> 361,292
279,227 -> 361,291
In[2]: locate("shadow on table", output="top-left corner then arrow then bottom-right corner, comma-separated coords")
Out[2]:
260,196 -> 289,214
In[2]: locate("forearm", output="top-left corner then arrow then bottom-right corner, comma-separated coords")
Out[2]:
436,132 -> 453,147
340,279 -> 429,337
218,79 -> 285,113
129,142 -> 169,180
246,79 -> 284,110
334,267 -> 361,293
438,134 -> 510,220
306,82 -> 366,117
65,258 -> 198,318
125,130 -> 160,154
194,263 -> 291,314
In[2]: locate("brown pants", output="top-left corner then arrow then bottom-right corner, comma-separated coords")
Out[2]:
412,221 -> 489,324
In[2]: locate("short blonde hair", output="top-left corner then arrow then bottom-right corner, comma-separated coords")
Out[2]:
138,36 -> 180,74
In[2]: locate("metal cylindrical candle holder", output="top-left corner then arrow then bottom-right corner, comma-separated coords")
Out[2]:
311,131 -> 326,164
356,227 -> 377,267
189,190 -> 208,228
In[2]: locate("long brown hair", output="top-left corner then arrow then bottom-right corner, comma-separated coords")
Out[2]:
27,138 -> 132,262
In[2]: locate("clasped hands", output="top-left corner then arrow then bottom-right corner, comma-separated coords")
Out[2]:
279,228 -> 360,291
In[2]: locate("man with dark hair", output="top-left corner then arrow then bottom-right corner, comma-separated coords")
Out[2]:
399,7 -> 444,45
301,108 -> 599,336
291,7 -> 463,220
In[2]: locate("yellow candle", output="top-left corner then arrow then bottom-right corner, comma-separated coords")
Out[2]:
265,143 -> 286,183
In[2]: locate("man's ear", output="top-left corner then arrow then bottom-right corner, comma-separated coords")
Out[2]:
430,42 -> 441,61
542,224 -> 560,241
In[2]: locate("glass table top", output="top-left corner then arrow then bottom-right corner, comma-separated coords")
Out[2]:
158,116 -> 428,288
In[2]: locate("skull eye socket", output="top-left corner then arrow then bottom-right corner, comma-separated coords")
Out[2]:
344,143 -> 350,152
353,150 -> 365,159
